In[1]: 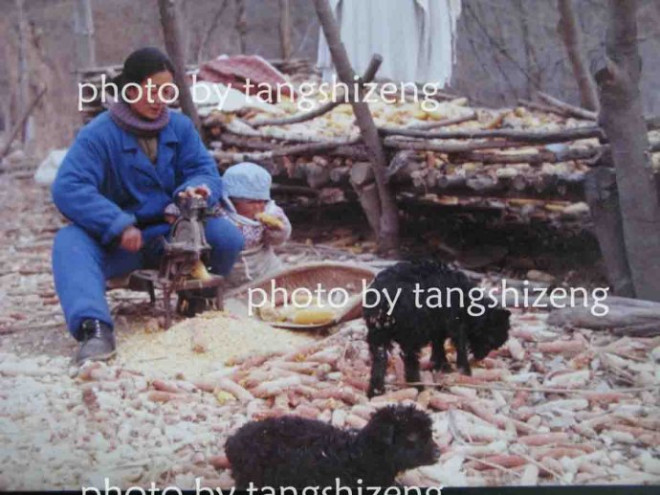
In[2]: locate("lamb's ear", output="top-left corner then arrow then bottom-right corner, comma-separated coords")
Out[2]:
364,416 -> 396,446
495,308 -> 511,324
365,406 -> 403,446
376,423 -> 396,446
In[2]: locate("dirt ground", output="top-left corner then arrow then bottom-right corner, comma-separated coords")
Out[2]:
0,160 -> 607,361
0,155 -> 613,370
1,162 -> 659,491
0,168 -> 71,356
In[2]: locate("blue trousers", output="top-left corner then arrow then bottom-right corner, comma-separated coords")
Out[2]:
52,217 -> 244,340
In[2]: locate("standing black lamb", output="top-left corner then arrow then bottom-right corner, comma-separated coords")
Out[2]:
225,404 -> 439,489
364,260 -> 510,397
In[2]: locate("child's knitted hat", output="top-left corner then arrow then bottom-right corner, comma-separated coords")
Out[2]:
222,162 -> 271,201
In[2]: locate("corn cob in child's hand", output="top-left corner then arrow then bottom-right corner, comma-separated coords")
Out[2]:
256,212 -> 285,230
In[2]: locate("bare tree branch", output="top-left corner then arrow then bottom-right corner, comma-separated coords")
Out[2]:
196,0 -> 229,64
235,0 -> 247,54
557,0 -> 599,111
279,0 -> 292,61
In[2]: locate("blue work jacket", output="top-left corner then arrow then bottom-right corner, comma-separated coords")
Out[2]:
52,111 -> 222,245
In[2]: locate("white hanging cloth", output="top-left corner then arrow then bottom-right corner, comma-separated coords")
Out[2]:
317,0 -> 462,86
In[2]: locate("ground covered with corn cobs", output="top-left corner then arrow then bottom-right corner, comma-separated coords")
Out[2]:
0,168 -> 659,491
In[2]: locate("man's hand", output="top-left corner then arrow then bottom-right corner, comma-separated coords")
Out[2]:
178,184 -> 211,199
163,203 -> 180,224
120,226 -> 143,252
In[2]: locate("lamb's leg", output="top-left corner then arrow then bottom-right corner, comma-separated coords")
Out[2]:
368,342 -> 388,398
431,338 -> 452,373
402,348 -> 422,388
455,323 -> 472,376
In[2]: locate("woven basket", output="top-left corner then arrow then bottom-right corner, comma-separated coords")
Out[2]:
225,261 -> 378,330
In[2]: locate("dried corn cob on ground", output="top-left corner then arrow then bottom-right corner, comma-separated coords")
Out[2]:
0,309 -> 658,490
1,148 -> 659,490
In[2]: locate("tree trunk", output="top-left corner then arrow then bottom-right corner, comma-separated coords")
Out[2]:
312,0 -> 400,253
158,0 -> 201,131
235,0 -> 247,54
279,0 -> 292,61
584,167 -> 634,296
73,0 -> 96,70
349,162 -> 380,236
595,0 -> 660,301
557,0 -> 599,111
353,183 -> 382,239
16,0 -> 28,144
2,100 -> 10,137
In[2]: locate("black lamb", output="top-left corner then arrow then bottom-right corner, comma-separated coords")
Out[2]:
225,404 -> 439,489
364,260 -> 510,397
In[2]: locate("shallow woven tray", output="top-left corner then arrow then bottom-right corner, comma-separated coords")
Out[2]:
225,262 -> 378,331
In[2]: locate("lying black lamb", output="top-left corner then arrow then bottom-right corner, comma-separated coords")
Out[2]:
364,260 -> 510,397
225,404 -> 439,489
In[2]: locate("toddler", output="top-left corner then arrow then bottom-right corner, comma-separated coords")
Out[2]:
220,162 -> 292,286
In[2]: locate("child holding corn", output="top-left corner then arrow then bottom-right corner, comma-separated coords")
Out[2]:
219,162 -> 292,286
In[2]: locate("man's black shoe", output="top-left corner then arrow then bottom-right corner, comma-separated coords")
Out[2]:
75,319 -> 116,365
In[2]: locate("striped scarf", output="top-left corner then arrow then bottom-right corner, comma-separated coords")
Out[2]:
108,101 -> 170,138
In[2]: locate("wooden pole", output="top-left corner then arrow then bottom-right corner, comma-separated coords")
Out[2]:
158,0 -> 201,131
537,91 -> 597,120
312,0 -> 400,253
379,123 -> 605,142
251,55 -> 382,128
279,0 -> 292,61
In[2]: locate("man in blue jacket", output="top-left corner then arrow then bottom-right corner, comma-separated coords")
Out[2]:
52,48 -> 244,364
